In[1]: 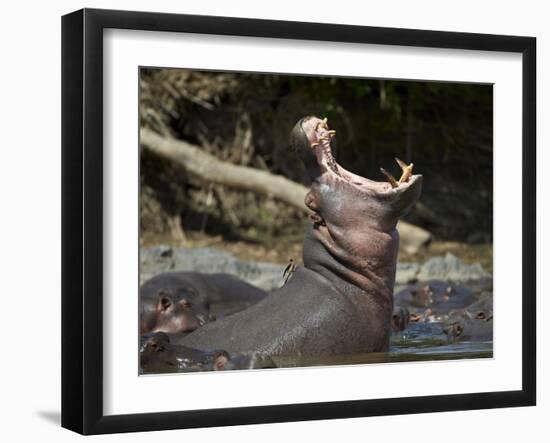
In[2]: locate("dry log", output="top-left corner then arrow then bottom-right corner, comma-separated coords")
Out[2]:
140,128 -> 307,210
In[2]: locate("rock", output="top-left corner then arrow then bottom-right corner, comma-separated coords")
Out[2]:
397,221 -> 432,255
140,246 -> 285,290
416,252 -> 490,283
140,245 -> 176,284
141,248 -> 490,291
395,262 -> 420,285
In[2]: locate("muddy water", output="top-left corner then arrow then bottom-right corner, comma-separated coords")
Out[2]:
140,246 -> 493,373
194,300 -> 493,371
273,325 -> 492,369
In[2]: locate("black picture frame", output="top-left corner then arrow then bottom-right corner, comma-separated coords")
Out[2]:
61,8 -> 536,435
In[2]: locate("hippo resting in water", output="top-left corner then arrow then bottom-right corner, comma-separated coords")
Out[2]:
443,292 -> 493,341
140,333 -> 276,373
175,116 -> 423,357
140,272 -> 268,334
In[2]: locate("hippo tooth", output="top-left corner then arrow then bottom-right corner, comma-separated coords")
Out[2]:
380,167 -> 398,188
328,130 -> 336,136
395,157 -> 414,184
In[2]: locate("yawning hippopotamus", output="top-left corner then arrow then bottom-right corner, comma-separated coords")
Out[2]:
176,116 -> 423,357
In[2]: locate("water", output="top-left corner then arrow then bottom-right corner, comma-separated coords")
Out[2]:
272,329 -> 492,369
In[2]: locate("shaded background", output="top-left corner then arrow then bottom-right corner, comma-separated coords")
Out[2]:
140,68 -> 493,268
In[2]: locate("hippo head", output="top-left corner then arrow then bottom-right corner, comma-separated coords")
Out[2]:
291,116 -> 422,232
151,290 -> 213,334
443,293 -> 493,341
291,116 -> 423,307
140,333 -> 231,373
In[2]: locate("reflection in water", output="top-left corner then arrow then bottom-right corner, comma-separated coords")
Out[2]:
273,343 -> 492,368
140,334 -> 493,374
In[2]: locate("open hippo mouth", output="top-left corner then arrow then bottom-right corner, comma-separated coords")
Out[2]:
296,116 -> 421,197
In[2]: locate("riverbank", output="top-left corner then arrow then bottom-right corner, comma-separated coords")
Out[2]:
140,231 -> 493,275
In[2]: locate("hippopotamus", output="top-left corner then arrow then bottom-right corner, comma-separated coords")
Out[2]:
442,292 -> 493,341
394,280 -> 478,315
174,116 -> 422,358
140,272 -> 267,334
391,306 -> 410,332
140,332 -> 276,373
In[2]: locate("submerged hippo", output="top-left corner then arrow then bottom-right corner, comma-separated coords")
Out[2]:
140,272 -> 267,334
175,116 -> 422,357
391,306 -> 410,332
443,293 -> 493,341
394,280 -> 478,314
140,332 -> 276,373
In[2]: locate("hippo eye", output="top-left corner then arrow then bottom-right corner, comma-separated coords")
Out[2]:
179,299 -> 192,308
475,312 -> 486,320
149,342 -> 164,352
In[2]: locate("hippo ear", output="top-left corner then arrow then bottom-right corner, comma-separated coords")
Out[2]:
157,291 -> 173,313
213,351 -> 231,371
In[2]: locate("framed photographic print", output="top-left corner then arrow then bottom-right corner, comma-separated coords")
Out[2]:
61,8 -> 536,435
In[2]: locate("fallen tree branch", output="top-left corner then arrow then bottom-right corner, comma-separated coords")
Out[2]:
141,128 -> 308,210
140,128 -> 432,252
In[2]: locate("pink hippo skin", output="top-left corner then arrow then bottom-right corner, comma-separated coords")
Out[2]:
177,116 -> 423,357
